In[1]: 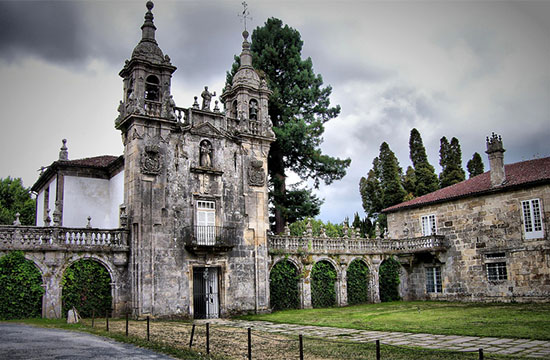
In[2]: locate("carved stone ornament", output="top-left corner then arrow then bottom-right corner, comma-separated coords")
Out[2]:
141,144 -> 162,175
248,159 -> 265,187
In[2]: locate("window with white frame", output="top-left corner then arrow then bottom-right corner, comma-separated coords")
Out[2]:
196,201 -> 216,245
421,214 -> 437,236
487,262 -> 507,281
521,199 -> 544,240
426,266 -> 442,293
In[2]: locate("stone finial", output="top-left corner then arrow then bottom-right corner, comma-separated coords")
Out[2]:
320,227 -> 327,238
306,220 -> 313,236
375,222 -> 381,239
283,224 -> 290,236
86,216 -> 92,228
485,132 -> 506,187
355,227 -> 361,238
44,209 -> 51,227
213,100 -> 220,112
192,96 -> 199,109
141,1 -> 157,42
13,213 -> 21,226
59,139 -> 68,160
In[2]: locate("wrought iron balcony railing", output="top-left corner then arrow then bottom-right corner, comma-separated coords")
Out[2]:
182,226 -> 237,253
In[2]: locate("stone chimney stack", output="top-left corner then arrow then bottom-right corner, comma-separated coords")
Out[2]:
485,133 -> 505,187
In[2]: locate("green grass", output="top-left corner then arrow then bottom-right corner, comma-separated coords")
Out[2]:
239,300 -> 550,340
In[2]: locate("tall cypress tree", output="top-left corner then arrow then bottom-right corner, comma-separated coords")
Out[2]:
226,18 -> 351,233
439,136 -> 466,188
359,157 -> 383,217
379,142 -> 406,209
467,152 -> 485,178
408,128 -> 439,196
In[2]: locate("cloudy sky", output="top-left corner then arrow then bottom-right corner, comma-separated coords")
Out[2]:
0,0 -> 548,223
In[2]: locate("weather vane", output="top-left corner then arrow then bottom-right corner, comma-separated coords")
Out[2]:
238,1 -> 252,31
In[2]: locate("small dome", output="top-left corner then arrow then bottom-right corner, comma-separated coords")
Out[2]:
131,41 -> 165,63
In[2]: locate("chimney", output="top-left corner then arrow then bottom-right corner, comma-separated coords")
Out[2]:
485,133 -> 505,187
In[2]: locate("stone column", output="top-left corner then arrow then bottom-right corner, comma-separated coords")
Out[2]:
42,273 -> 62,318
370,258 -> 381,303
338,268 -> 348,307
302,264 -> 312,309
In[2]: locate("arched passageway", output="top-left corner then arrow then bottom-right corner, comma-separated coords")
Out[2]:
311,260 -> 337,308
379,257 -> 402,302
62,259 -> 112,317
0,251 -> 44,319
347,259 -> 369,305
269,260 -> 300,310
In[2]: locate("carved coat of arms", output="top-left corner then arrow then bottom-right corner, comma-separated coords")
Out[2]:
248,160 -> 265,187
141,145 -> 162,175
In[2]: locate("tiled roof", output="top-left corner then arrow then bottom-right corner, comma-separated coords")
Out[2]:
58,155 -> 120,168
383,156 -> 550,213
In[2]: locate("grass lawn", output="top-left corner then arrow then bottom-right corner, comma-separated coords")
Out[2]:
239,300 -> 550,340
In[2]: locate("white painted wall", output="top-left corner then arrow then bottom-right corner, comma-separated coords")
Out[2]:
109,170 -> 124,227
35,177 -> 56,226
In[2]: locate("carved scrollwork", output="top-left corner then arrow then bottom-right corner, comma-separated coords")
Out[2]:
248,159 -> 265,187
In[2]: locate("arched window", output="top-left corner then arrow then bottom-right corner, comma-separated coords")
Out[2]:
249,99 -> 258,120
232,100 -> 238,118
145,75 -> 160,101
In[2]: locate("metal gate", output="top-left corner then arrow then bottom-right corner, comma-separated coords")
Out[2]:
193,267 -> 219,319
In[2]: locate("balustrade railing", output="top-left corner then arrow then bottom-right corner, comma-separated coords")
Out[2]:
268,235 -> 446,255
144,100 -> 162,117
0,226 -> 128,251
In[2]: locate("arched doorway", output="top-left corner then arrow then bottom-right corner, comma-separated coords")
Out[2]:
347,259 -> 369,305
269,260 -> 300,310
61,259 -> 112,318
379,257 -> 402,302
0,251 -> 44,319
311,260 -> 337,308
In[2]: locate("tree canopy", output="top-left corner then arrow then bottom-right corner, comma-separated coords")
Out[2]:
226,18 -> 350,233
467,152 -> 485,178
0,177 -> 35,226
439,136 -> 466,188
409,128 -> 439,196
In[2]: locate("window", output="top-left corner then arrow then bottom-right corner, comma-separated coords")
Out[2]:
522,199 -> 544,239
196,201 -> 215,245
426,266 -> 442,293
145,75 -> 160,101
421,214 -> 436,236
487,262 -> 507,281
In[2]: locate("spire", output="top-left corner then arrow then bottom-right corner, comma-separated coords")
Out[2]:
141,1 -> 157,44
240,30 -> 253,67
130,1 -> 168,64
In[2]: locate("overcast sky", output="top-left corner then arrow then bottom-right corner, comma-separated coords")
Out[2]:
0,0 -> 548,223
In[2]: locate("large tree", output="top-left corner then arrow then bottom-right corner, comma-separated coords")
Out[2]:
439,136 -> 466,188
409,128 -> 439,196
0,177 -> 35,226
226,18 -> 350,233
467,152 -> 485,178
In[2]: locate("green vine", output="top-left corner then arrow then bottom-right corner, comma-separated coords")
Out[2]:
62,259 -> 112,318
347,259 -> 369,305
379,257 -> 401,302
269,260 -> 300,310
0,251 -> 44,319
311,261 -> 337,308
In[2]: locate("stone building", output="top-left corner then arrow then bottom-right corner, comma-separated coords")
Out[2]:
383,134 -> 550,302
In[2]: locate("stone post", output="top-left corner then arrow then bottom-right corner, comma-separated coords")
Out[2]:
302,264 -> 313,309
338,268 -> 348,307
370,259 -> 381,303
42,273 -> 62,318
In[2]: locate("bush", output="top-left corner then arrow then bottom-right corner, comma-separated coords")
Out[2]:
0,251 -> 44,319
311,261 -> 337,308
347,259 -> 369,305
270,260 -> 300,310
62,259 -> 112,317
379,257 -> 401,302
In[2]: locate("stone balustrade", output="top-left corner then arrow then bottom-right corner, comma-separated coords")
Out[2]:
268,234 -> 446,255
0,226 -> 129,252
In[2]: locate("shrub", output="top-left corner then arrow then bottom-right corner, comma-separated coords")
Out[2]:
311,261 -> 337,308
0,251 -> 44,319
62,259 -> 112,318
270,260 -> 300,310
347,259 -> 369,305
379,257 -> 401,302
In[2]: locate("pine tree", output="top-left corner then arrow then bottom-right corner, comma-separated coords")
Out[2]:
226,18 -> 351,233
402,166 -> 416,197
439,136 -> 466,188
408,128 -> 439,196
467,152 -> 485,178
379,142 -> 407,209
359,157 -> 383,216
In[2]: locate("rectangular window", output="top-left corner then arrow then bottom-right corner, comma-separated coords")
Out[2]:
196,201 -> 216,245
421,214 -> 437,236
426,266 -> 442,293
487,262 -> 507,281
522,199 -> 544,239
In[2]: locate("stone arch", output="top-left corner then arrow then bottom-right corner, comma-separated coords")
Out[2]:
59,255 -> 116,317
269,255 -> 303,274
379,256 -> 403,302
311,259 -> 338,308
269,258 -> 301,311
346,258 -> 370,305
199,139 -> 213,167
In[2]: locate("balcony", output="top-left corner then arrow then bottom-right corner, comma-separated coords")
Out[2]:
183,226 -> 237,255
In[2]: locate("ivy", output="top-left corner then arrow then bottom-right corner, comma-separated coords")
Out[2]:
0,251 -> 44,319
379,257 -> 401,302
62,259 -> 112,318
347,259 -> 369,305
311,261 -> 337,308
269,260 -> 300,310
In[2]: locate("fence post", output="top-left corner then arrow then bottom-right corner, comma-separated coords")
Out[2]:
106,310 -> 109,332
376,339 -> 380,360
479,349 -> 484,360
248,327 -> 252,360
299,334 -> 303,360
189,324 -> 195,348
91,309 -> 95,328
147,316 -> 150,341
125,313 -> 129,336
206,323 -> 210,354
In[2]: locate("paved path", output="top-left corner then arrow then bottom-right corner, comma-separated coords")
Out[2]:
0,323 -> 175,359
205,319 -> 550,358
